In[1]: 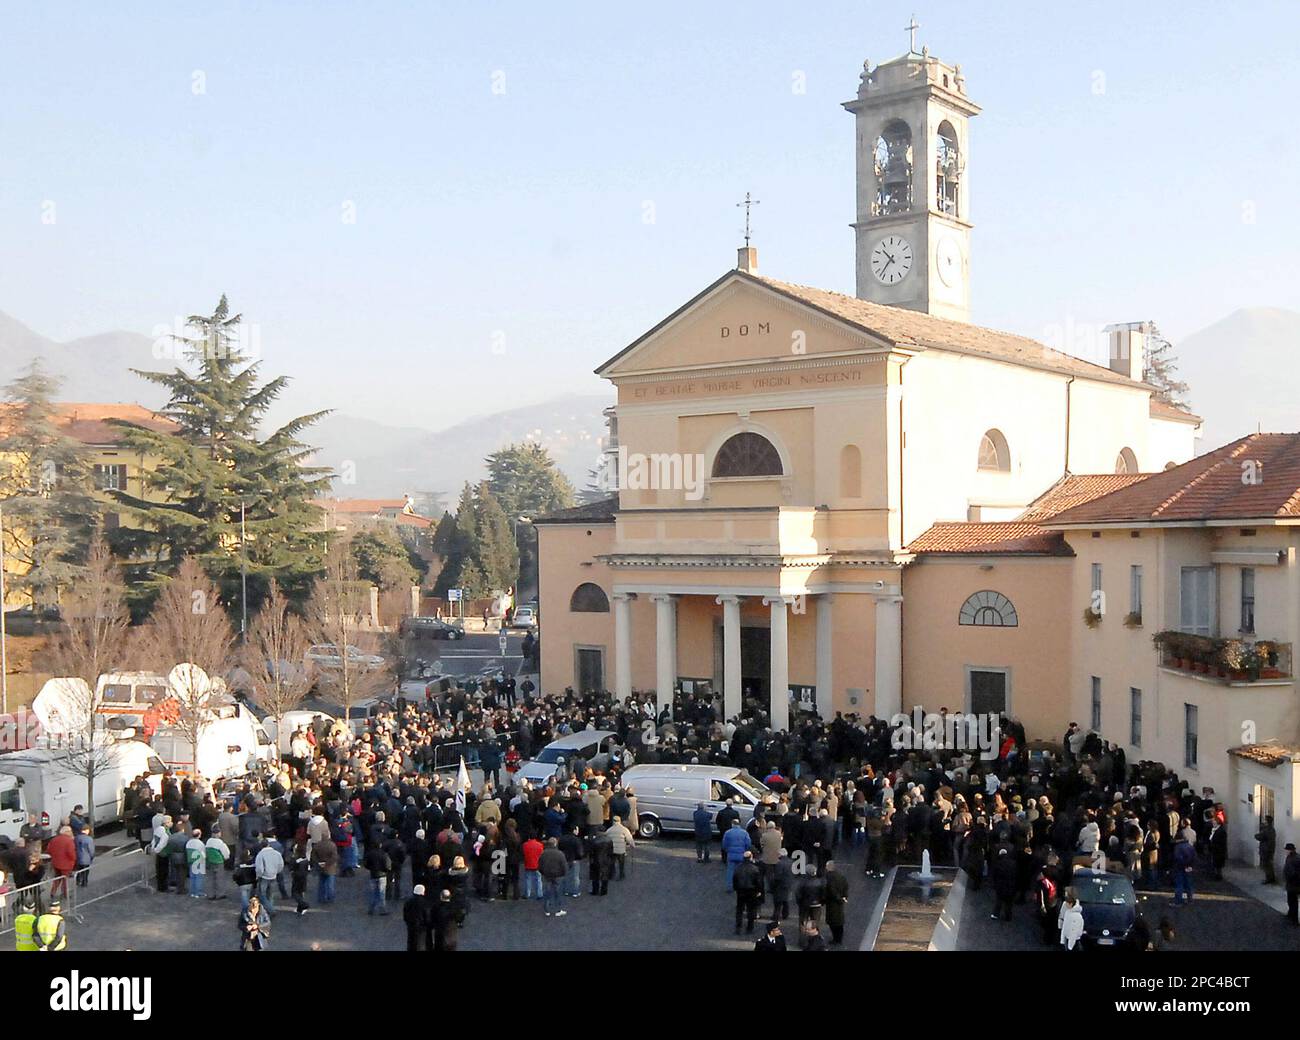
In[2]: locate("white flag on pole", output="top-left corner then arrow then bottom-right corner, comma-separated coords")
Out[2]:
455,755 -> 471,815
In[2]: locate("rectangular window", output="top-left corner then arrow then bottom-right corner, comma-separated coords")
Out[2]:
1129,565 -> 1143,619
1091,563 -> 1103,594
1130,688 -> 1142,748
1184,703 -> 1198,768
1241,568 -> 1255,634
1090,676 -> 1101,732
93,463 -> 127,491
1179,566 -> 1214,636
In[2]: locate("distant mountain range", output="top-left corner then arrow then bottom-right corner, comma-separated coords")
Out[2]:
4,304 -> 1298,503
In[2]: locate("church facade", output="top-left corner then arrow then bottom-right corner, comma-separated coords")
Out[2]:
535,42 -> 1201,737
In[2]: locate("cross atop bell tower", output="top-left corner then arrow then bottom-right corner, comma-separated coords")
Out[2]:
843,39 -> 980,322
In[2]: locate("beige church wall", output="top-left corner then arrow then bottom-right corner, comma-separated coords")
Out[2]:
902,556 -> 1073,740
828,592 -> 878,717
675,596 -> 718,684
899,351 -> 1071,544
812,394 -> 890,510
1147,416 -> 1199,471
1066,380 -> 1153,474
536,521 -> 618,694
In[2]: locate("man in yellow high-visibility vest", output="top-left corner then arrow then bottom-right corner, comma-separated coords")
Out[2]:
13,897 -> 39,951
34,899 -> 67,951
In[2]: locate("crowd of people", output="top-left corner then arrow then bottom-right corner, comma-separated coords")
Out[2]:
7,671 -> 1295,953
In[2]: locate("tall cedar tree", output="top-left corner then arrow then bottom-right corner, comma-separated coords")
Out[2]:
0,363 -> 100,609
485,442 -> 576,518
107,296 -> 331,612
1143,323 -> 1190,407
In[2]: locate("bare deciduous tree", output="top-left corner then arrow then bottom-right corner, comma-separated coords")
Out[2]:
45,536 -> 133,831
242,580 -> 311,731
136,557 -> 234,774
308,540 -> 392,721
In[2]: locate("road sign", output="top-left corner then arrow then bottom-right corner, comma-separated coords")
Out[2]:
447,589 -> 462,602
498,634 -> 508,655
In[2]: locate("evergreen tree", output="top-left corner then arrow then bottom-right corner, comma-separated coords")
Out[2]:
350,525 -> 422,589
0,363 -> 100,609
473,482 -> 520,590
1143,323 -> 1190,407
108,296 -> 332,612
486,442 -> 576,518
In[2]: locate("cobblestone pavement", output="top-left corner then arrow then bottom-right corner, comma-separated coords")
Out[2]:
61,833 -> 886,952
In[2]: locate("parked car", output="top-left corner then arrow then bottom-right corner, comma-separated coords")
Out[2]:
303,644 -> 386,680
515,730 -> 619,786
400,616 -> 464,640
1071,867 -> 1139,948
510,606 -> 537,630
619,764 -> 770,838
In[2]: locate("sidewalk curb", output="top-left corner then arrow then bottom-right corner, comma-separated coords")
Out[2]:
858,865 -> 897,951
930,866 -> 967,951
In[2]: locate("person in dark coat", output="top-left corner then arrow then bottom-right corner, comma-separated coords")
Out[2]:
693,804 -> 713,862
1284,843 -> 1300,925
771,850 -> 796,920
403,884 -> 433,951
963,818 -> 989,890
754,920 -> 786,952
1256,815 -> 1277,885
732,851 -> 764,934
433,888 -> 460,951
589,832 -> 614,896
823,861 -> 849,945
990,846 -> 1017,921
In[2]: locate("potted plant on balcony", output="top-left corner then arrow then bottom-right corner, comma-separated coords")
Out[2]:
1188,635 -> 1215,673
1217,638 -> 1247,680
1255,641 -> 1282,679
1083,605 -> 1102,628
1124,611 -> 1143,629
1241,644 -> 1263,682
1153,630 -> 1180,668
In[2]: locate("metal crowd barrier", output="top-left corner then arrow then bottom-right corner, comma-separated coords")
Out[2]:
0,847 -> 151,933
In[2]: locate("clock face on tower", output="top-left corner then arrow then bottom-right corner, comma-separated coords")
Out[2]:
870,234 -> 913,285
936,236 -> 963,288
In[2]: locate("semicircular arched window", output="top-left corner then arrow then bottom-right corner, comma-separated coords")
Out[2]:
1115,447 -> 1139,474
711,432 -> 783,478
958,590 -> 1018,627
569,583 -> 610,613
978,429 -> 1010,472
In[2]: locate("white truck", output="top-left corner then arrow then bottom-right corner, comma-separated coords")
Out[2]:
150,701 -> 277,780
0,738 -> 165,848
261,709 -> 338,756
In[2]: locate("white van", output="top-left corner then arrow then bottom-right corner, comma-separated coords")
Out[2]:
150,700 -> 276,781
0,738 -> 166,847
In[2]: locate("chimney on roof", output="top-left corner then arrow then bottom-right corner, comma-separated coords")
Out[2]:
1104,321 -> 1148,382
736,245 -> 758,274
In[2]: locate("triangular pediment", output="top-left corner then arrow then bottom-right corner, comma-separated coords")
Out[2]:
597,271 -> 893,378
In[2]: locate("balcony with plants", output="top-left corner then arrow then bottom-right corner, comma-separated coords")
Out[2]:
1151,630 -> 1293,684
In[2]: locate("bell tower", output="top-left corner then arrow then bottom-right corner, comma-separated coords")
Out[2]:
844,19 -> 980,322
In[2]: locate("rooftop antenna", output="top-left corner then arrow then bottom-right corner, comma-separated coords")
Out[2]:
736,191 -> 760,247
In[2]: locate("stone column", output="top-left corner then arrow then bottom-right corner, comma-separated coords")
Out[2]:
873,594 -> 903,719
650,594 -> 677,718
612,592 -> 633,702
815,593 -> 833,720
716,594 -> 743,721
766,596 -> 790,732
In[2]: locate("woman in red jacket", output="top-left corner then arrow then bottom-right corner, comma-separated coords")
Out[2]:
47,825 -> 78,898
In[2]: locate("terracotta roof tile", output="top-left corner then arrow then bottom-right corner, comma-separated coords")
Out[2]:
751,275 -> 1146,387
1149,399 -> 1202,424
1018,474 -> 1152,522
1046,434 -> 1300,524
906,521 -> 1073,557
534,496 -> 618,524
1228,743 -> 1300,767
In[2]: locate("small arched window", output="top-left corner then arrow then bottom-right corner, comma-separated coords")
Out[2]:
1115,447 -> 1139,474
712,432 -> 783,478
935,120 -> 961,215
569,583 -> 610,613
873,119 -> 913,216
839,444 -> 862,498
977,429 -> 1010,472
959,590 -> 1018,627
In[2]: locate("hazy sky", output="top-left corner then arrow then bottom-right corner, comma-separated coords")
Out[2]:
1,1 -> 1296,428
